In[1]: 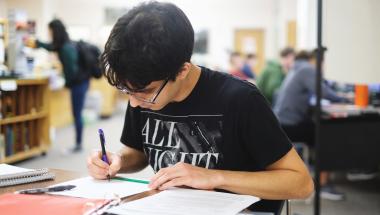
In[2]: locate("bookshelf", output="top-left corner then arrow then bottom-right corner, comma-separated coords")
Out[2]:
0,78 -> 50,163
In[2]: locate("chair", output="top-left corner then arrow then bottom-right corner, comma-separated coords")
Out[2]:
250,199 -> 291,215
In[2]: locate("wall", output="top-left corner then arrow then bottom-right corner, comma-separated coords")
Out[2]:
48,0 -> 274,69
5,0 -> 56,41
277,0 -> 298,50
324,0 -> 380,84
3,0 -> 298,71
0,0 -> 7,18
296,0 -> 317,50
176,0 -> 278,69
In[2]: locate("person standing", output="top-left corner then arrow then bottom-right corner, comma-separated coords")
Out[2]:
27,19 -> 89,153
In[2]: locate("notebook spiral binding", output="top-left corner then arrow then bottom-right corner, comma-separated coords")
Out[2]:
0,168 -> 55,187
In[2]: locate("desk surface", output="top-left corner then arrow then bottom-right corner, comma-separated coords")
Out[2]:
0,169 -> 272,214
0,168 -> 159,203
0,169 -> 83,194
322,104 -> 380,119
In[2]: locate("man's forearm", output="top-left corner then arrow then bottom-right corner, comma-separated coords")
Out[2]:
213,169 -> 314,200
118,147 -> 149,173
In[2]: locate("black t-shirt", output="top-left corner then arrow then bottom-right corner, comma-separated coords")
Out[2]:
121,66 -> 292,173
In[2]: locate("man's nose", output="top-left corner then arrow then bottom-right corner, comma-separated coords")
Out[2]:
129,96 -> 151,109
129,96 -> 143,108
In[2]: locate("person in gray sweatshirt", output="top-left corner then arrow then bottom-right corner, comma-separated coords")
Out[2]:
274,51 -> 345,126
273,50 -> 348,201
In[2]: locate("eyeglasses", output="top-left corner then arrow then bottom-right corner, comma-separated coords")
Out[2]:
120,78 -> 169,104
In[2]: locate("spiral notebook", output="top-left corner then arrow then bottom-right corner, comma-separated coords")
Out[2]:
0,164 -> 55,187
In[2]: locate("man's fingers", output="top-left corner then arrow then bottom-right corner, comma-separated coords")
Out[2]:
91,151 -> 109,168
109,155 -> 121,176
106,151 -> 115,160
149,168 -> 167,184
108,153 -> 121,164
150,163 -> 182,182
91,172 -> 109,180
149,172 -> 171,189
159,178 -> 187,190
149,167 -> 183,189
88,161 -> 109,176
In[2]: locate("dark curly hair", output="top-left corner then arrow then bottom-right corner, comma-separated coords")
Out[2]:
101,1 -> 194,91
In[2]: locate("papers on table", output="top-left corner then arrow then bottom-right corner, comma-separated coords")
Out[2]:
49,176 -> 150,199
106,187 -> 260,215
0,164 -> 32,175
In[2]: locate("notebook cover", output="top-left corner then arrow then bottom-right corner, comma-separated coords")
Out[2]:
0,193 -> 109,215
0,168 -> 55,187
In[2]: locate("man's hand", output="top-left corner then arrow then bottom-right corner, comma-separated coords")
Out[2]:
87,150 -> 122,179
148,162 -> 222,191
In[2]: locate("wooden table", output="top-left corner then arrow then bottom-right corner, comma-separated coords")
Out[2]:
0,169 -> 276,214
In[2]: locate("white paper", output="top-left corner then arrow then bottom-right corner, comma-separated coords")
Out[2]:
107,187 -> 260,215
48,176 -> 150,199
0,164 -> 32,175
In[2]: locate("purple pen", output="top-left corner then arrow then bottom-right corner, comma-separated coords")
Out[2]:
98,129 -> 110,181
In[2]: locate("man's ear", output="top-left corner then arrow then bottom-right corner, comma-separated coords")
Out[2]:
176,62 -> 192,81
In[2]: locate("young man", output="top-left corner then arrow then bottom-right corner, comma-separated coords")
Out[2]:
87,1 -> 313,208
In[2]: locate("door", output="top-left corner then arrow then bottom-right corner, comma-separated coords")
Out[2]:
234,29 -> 265,75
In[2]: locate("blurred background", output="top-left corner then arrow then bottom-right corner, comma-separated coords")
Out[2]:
0,0 -> 379,214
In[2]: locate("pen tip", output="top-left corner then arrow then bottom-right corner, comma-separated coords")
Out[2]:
98,128 -> 103,134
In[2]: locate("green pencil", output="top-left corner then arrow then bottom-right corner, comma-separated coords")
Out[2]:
112,176 -> 150,184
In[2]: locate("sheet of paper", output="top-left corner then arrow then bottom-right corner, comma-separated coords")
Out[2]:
106,187 -> 260,215
49,176 -> 150,199
0,164 -> 32,176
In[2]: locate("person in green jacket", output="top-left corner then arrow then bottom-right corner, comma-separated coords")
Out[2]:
257,47 -> 295,105
27,19 -> 89,153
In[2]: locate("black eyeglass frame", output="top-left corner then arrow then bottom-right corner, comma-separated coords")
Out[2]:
120,78 -> 169,104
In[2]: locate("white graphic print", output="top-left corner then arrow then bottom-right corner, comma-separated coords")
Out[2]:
140,111 -> 223,172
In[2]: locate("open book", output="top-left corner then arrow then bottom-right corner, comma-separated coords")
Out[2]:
0,164 -> 55,187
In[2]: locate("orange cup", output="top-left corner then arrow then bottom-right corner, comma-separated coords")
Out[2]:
355,84 -> 369,107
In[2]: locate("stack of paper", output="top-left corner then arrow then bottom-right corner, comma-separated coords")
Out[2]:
106,187 -> 260,215
49,176 -> 150,199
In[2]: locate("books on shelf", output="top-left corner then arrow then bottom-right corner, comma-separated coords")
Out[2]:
0,83 -> 45,159
5,125 -> 13,156
1,85 -> 41,117
0,78 -> 49,163
0,134 -> 5,160
0,122 -> 35,157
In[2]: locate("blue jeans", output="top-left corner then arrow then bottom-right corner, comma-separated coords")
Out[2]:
70,80 -> 89,146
